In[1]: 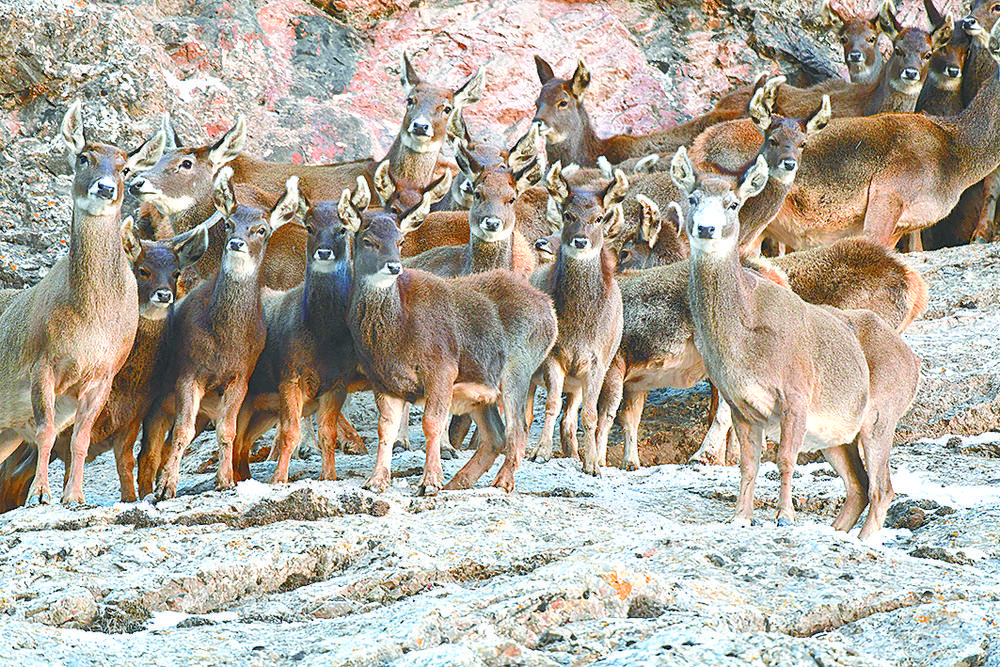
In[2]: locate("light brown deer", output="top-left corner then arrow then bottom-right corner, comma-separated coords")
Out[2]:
820,0 -> 888,84
0,221 -> 208,510
0,102 -> 164,505
677,155 -> 920,542
151,168 -> 300,500
342,188 -> 557,495
527,162 -> 625,475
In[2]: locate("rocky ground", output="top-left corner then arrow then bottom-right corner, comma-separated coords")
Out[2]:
3,0 -> 1000,664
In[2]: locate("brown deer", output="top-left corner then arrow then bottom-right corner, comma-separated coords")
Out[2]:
677,156 -> 920,541
231,180 -> 370,485
342,187 -> 557,495
772,9 -> 952,118
527,162 -> 625,475
694,19 -> 1000,251
532,56 -> 756,168
0,102 -> 164,505
820,0 -> 889,84
151,168 -> 300,500
0,221 -> 208,510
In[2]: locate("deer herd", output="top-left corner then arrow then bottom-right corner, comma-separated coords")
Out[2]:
0,0 -> 998,543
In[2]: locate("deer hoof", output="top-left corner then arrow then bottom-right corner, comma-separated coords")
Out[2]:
622,459 -> 639,472
730,516 -> 753,529
491,475 -> 515,493
417,484 -> 440,497
777,517 -> 793,528
392,440 -> 409,454
363,471 -> 391,494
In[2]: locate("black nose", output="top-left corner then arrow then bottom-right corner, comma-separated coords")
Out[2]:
901,68 -> 919,81
481,216 -> 502,232
409,121 -> 431,137
316,248 -> 333,261
152,288 -> 173,304
534,239 -> 549,251
846,51 -> 864,63
781,159 -> 797,171
229,238 -> 246,252
697,225 -> 715,239
963,17 -> 980,32
946,66 -> 961,78
128,178 -> 145,197
96,182 -> 116,200
572,237 -> 588,250
386,261 -> 401,275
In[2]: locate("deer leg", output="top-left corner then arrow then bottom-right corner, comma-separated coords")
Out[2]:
973,170 -> 1000,243
25,368 -> 59,506
596,360 -> 624,469
559,385 -> 584,461
156,382 -> 205,501
823,443 -> 869,533
417,390 -> 451,497
336,394 -> 366,455
445,415 -> 471,455
691,385 -> 730,465
619,388 -> 647,471
857,417 -> 894,542
112,418 -> 143,503
0,430 -> 23,469
316,388 -> 347,481
270,382 -> 305,484
579,370 -> 604,477
731,418 -> 764,527
775,402 -> 808,527
493,368 -> 536,492
861,188 -> 904,247
215,381 -> 248,491
446,406 -> 504,490
530,362 -> 564,463
393,402 -> 412,453
365,393 -> 405,493
137,405 -> 171,499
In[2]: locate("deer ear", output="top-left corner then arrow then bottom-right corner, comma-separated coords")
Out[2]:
544,161 -> 570,203
534,55 -> 555,84
570,60 -> 591,97
127,129 -> 166,174
162,112 -> 183,150
738,155 -> 769,203
61,100 -> 86,162
670,147 -> 696,194
748,87 -> 772,135
636,195 -> 662,249
270,176 -> 301,231
545,195 -> 563,234
120,216 -> 142,263
514,158 -> 542,195
213,166 -> 237,218
172,217 -> 212,269
399,191 -> 433,237
602,169 -> 629,209
352,175 -> 371,211
877,0 -> 901,39
761,75 -> 785,113
632,153 -> 659,173
507,123 -> 539,173
806,95 -> 832,136
401,52 -> 420,93
603,204 -> 625,241
666,201 -> 684,238
819,0 -> 844,29
456,143 -> 484,182
454,66 -> 486,108
447,109 -> 469,145
427,171 -> 453,205
923,0 -> 945,29
208,115 -> 246,171
930,12 -> 954,50
373,160 -> 395,206
339,188 -> 363,234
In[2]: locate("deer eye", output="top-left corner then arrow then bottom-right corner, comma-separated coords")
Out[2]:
841,36 -> 848,44
179,159 -> 193,170
444,105 -> 453,115
337,227 -> 347,237
77,154 -> 88,166
406,97 -> 416,106
363,238 -> 377,249
507,197 -> 516,205
172,270 -> 181,281
728,201 -> 739,211
768,137 -> 778,147
894,47 -> 904,57
923,52 -> 931,60
138,267 -> 151,279
557,100 -> 568,109
868,35 -> 877,43
688,195 -> 697,205
992,3 -> 1000,12
257,227 -> 267,236
305,224 -> 315,234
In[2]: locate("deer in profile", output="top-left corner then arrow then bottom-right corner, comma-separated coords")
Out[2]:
820,0 -> 889,84
342,183 -> 557,495
0,220 -> 208,509
0,102 -> 164,505
526,162 -> 625,475
151,168 -> 300,500
675,148 -> 920,541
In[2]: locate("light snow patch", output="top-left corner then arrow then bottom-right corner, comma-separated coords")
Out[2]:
892,467 -> 1000,509
161,69 -> 230,103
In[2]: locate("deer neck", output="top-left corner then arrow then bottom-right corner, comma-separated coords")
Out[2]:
385,135 -> 441,188
688,241 -> 751,370
468,231 -> 514,274
208,253 -> 263,334
349,274 -> 406,385
862,68 -> 920,115
547,113 -> 602,168
303,259 -> 352,335
551,245 -> 612,317
738,174 -> 792,247
961,42 -> 997,106
68,208 -> 133,310
849,57 -> 882,85
949,67 -> 1000,184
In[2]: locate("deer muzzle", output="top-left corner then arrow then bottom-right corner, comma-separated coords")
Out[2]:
151,288 -> 174,306
228,238 -> 247,253
846,51 -> 864,63
945,65 -> 961,78
90,176 -> 117,201
900,68 -> 920,82
385,261 -> 402,275
481,216 -> 502,233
